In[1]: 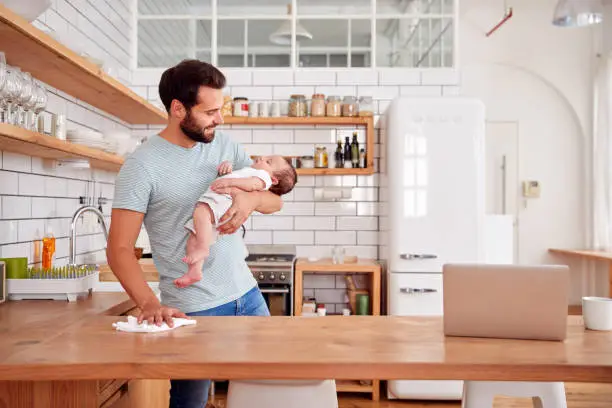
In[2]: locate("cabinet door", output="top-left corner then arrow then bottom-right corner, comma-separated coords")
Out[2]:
387,97 -> 485,273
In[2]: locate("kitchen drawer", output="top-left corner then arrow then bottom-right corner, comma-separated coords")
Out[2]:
388,273 -> 443,316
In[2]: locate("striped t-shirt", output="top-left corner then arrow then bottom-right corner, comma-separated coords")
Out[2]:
112,133 -> 257,313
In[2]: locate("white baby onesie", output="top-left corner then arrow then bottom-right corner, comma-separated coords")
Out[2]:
184,167 -> 273,234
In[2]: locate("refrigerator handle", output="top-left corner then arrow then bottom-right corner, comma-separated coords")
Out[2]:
400,253 -> 438,260
400,288 -> 438,294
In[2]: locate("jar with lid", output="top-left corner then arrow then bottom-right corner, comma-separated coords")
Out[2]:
221,95 -> 233,116
310,93 -> 326,117
289,94 -> 307,117
326,95 -> 341,117
358,96 -> 374,117
314,146 -> 328,168
342,96 -> 357,117
233,97 -> 249,117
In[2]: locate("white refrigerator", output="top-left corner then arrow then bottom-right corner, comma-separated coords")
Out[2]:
382,97 -> 513,400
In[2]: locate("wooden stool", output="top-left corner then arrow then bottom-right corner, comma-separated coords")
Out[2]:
461,381 -> 567,408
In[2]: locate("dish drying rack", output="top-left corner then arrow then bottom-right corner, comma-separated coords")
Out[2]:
7,265 -> 99,302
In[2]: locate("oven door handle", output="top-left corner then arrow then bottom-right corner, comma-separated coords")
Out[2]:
259,288 -> 290,294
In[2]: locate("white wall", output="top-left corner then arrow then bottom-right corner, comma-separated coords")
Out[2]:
459,0 -> 596,302
0,0 -> 133,266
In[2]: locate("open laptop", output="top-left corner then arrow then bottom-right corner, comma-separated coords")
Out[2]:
442,263 -> 570,341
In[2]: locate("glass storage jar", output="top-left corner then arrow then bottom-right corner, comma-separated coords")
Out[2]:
358,96 -> 374,116
310,93 -> 326,117
289,94 -> 307,117
233,97 -> 249,117
314,146 -> 328,168
342,96 -> 357,117
326,95 -> 341,117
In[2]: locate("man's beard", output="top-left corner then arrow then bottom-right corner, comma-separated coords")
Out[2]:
180,109 -> 216,144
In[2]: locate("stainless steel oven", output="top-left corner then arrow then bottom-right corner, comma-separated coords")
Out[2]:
245,245 -> 295,316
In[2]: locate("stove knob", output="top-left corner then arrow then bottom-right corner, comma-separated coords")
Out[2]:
258,274 -> 265,280
269,273 -> 275,280
280,274 -> 286,281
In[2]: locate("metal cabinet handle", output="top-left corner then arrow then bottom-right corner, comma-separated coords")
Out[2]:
400,288 -> 438,294
400,253 -> 438,260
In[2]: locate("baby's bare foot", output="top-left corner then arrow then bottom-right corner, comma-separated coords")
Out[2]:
174,263 -> 203,288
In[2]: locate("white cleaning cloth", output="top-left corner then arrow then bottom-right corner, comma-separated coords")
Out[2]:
112,315 -> 197,333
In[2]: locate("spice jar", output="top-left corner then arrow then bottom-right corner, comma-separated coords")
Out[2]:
326,95 -> 341,117
342,96 -> 357,117
233,97 -> 249,117
358,96 -> 374,117
310,93 -> 326,117
314,146 -> 328,168
300,155 -> 314,168
289,94 -> 307,117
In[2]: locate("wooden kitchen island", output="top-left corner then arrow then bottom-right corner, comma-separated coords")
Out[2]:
1,293 -> 612,408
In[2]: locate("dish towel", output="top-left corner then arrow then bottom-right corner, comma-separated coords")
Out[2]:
112,315 -> 197,333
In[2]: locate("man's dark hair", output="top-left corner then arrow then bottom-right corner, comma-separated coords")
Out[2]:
269,159 -> 298,196
158,59 -> 226,113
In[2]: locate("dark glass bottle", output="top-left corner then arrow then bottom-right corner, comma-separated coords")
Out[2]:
351,132 -> 359,168
335,140 -> 344,168
344,136 -> 351,167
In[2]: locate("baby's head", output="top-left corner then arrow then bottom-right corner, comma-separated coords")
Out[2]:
252,155 -> 297,196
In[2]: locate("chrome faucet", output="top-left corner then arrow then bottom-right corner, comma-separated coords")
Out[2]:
69,205 -> 109,266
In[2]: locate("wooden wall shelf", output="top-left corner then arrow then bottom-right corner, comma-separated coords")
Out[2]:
223,116 -> 374,126
0,4 -> 167,125
236,116 -> 375,175
296,167 -> 372,175
0,123 -> 124,172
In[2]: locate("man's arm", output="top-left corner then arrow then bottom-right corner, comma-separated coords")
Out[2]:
106,209 -> 186,326
109,157 -> 185,326
217,191 -> 282,234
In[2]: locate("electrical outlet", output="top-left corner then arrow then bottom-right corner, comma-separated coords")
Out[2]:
522,180 -> 540,198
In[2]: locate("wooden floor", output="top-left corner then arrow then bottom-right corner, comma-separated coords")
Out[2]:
208,383 -> 612,407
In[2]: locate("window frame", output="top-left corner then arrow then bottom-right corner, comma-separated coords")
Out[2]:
131,0 -> 459,71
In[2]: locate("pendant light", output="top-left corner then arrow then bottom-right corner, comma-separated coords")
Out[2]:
269,3 -> 313,45
552,0 -> 603,27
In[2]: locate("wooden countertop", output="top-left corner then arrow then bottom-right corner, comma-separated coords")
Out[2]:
549,248 -> 612,261
0,293 -> 135,362
295,257 -> 381,272
1,313 -> 612,383
99,259 -> 160,282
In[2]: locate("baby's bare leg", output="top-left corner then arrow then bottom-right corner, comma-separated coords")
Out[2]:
174,203 -> 215,288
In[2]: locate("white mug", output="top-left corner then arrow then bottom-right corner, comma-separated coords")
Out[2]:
270,102 -> 280,117
258,102 -> 268,117
582,296 -> 612,331
248,103 -> 258,117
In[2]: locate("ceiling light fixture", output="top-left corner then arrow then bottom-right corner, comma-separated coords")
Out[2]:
552,0 -> 603,27
269,3 -> 313,45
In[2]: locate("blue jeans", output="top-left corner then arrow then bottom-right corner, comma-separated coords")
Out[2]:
169,286 -> 270,408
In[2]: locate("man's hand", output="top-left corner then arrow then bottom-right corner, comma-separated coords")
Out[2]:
138,300 -> 188,327
217,161 -> 233,176
211,177 -> 265,193
217,190 -> 256,235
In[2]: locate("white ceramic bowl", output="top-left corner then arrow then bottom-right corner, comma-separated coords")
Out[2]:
582,296 -> 612,331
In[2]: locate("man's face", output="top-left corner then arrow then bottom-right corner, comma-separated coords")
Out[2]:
178,87 -> 224,144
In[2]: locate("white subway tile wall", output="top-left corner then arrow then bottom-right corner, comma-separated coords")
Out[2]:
0,0 -> 132,265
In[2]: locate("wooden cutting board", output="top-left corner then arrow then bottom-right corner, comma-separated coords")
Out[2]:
99,259 -> 160,282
